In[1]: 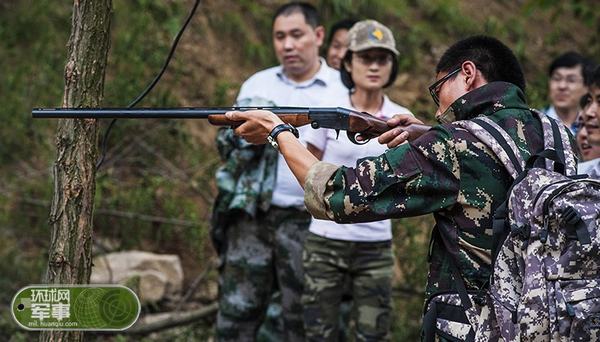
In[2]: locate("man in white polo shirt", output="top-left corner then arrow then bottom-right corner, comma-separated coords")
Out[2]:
542,51 -> 593,135
211,2 -> 347,341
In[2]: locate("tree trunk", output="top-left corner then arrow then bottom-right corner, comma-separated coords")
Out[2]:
40,1 -> 111,341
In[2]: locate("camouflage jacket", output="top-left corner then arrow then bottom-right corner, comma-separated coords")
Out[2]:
305,82 -> 559,297
213,127 -> 278,217
210,129 -> 278,255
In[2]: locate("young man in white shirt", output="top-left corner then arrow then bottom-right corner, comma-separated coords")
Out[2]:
543,51 -> 593,134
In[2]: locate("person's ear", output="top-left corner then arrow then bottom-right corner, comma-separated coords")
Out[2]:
461,61 -> 478,90
314,26 -> 325,48
343,59 -> 352,73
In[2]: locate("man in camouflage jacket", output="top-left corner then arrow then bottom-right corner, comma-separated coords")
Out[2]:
225,36 -> 576,340
306,80 -> 542,298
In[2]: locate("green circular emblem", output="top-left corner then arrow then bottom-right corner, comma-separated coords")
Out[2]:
73,288 -> 108,328
99,289 -> 138,326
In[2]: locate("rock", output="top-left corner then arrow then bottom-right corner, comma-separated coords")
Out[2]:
125,269 -> 168,303
91,250 -> 183,304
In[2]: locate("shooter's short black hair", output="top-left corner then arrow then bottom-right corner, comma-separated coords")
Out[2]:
436,35 -> 526,92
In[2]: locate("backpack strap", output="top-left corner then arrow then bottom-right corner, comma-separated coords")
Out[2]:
456,117 -> 525,179
455,118 -> 528,265
422,301 -> 475,342
524,149 -> 566,174
533,109 -> 577,176
423,226 -> 477,342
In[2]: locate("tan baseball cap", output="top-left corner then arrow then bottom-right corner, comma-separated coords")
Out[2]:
347,20 -> 399,56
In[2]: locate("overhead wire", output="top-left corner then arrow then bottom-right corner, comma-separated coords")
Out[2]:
96,0 -> 202,169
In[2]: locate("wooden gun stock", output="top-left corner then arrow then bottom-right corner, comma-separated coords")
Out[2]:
207,113 -> 313,127
348,112 -> 431,142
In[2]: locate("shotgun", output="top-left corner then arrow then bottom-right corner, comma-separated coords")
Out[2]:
32,107 -> 431,144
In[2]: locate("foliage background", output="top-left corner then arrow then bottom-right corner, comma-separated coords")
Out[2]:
0,0 -> 598,340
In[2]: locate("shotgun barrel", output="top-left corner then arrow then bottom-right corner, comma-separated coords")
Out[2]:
32,106 -> 431,143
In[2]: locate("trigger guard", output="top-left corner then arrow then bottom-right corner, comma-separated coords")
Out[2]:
347,131 -> 369,145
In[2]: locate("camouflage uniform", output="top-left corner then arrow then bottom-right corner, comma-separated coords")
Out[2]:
212,57 -> 347,341
302,233 -> 393,341
213,125 -> 311,342
303,82 -> 559,340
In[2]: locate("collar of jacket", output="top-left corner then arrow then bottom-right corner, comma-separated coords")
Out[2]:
449,81 -> 528,121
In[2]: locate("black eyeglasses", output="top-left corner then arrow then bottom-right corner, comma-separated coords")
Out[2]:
428,67 -> 461,106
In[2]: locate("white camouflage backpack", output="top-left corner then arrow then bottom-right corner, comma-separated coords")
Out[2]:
425,110 -> 600,341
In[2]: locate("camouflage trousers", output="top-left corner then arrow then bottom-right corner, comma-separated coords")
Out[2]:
302,232 -> 394,341
215,206 -> 311,342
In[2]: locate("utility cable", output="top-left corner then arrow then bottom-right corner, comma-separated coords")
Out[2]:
96,0 -> 202,169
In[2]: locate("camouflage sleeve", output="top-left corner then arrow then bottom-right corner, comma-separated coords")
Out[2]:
304,161 -> 340,220
215,127 -> 263,162
305,126 -> 461,223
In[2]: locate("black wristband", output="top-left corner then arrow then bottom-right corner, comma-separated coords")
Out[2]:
270,123 -> 299,139
267,123 -> 299,150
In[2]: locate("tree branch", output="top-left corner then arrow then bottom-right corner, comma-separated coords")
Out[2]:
2,191 -> 202,228
126,302 -> 218,335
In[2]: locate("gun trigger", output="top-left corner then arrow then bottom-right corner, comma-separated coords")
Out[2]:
335,129 -> 340,139
348,131 -> 368,145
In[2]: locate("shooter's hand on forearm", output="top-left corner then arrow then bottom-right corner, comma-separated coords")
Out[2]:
378,114 -> 425,148
226,110 -> 284,144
